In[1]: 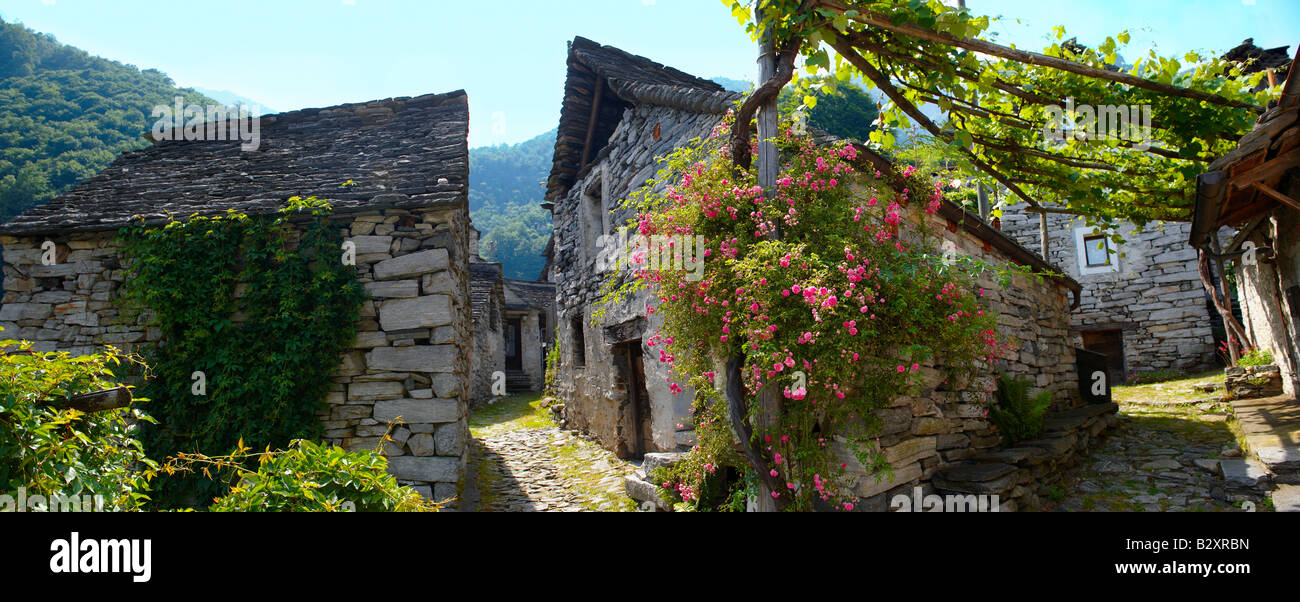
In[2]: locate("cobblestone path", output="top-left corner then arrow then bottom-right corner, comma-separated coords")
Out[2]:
461,394 -> 636,512
1047,372 -> 1270,512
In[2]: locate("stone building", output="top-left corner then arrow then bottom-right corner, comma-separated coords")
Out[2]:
467,226 -> 554,401
545,37 -> 741,458
1193,52 -> 1300,397
1003,213 -> 1219,382
544,38 -> 1111,511
502,277 -> 555,392
0,90 -> 474,501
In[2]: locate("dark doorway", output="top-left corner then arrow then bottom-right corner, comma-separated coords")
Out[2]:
613,340 -> 653,458
1081,329 -> 1126,385
505,317 -> 522,371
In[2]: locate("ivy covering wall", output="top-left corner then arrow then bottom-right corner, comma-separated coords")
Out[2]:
118,199 -> 366,506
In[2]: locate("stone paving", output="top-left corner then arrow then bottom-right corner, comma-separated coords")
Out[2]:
1046,372 -> 1271,512
461,393 -> 636,512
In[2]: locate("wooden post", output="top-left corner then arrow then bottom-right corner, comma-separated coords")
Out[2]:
1209,235 -> 1243,363
750,0 -> 783,513
977,184 -> 990,221
1039,211 -> 1049,259
580,76 -> 605,170
48,386 -> 132,413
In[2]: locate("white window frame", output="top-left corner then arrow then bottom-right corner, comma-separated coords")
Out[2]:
1074,227 -> 1120,275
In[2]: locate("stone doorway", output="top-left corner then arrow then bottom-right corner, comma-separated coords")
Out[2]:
612,340 -> 653,459
505,317 -> 522,371
1082,329 -> 1127,384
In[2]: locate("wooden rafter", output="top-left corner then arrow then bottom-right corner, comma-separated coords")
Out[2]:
1253,181 -> 1300,211
579,75 -> 605,170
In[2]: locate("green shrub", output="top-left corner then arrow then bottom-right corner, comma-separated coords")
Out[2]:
988,372 -> 1052,446
1238,349 -> 1274,368
0,339 -> 156,510
543,331 -> 560,396
168,439 -> 439,512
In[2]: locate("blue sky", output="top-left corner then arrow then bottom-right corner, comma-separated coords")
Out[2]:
0,0 -> 1295,148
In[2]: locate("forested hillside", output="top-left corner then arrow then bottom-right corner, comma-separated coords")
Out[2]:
469,129 -> 555,280
0,18 -> 213,221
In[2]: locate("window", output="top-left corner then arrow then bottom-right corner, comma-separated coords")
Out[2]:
582,175 -> 606,267
1074,227 -> 1120,275
571,317 -> 586,367
1083,235 -> 1112,267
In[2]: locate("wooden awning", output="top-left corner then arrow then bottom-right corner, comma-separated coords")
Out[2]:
1192,46 -> 1300,249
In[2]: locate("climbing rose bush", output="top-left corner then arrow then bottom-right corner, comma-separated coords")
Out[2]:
603,113 -> 1018,511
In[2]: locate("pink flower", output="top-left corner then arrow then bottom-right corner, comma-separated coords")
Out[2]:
897,365 -> 906,373
770,469 -> 779,477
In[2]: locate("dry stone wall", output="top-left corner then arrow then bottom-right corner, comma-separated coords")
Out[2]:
0,205 -> 472,501
832,195 -> 1087,509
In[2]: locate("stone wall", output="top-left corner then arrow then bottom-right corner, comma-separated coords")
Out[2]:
1003,212 -> 1217,375
831,196 -> 1087,508
470,269 -> 505,404
926,402 -> 1119,512
0,205 -> 473,501
551,103 -> 721,456
1225,364 -> 1286,400
1234,205 -> 1300,396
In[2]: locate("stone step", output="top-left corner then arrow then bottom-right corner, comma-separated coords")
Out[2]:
623,474 -> 668,511
1227,395 -> 1300,483
642,451 -> 686,475
933,462 -> 1019,495
1272,484 -> 1300,512
1220,456 -> 1273,491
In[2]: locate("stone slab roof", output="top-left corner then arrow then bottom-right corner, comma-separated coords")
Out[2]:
470,261 -> 504,322
545,37 -> 740,202
0,90 -> 470,236
504,278 -> 555,311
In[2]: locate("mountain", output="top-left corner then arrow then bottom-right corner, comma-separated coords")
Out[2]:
469,129 -> 556,280
710,76 -> 751,93
0,17 -> 215,222
191,87 -> 276,114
